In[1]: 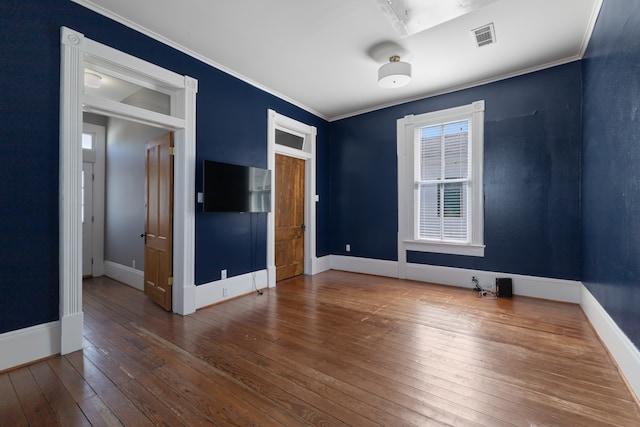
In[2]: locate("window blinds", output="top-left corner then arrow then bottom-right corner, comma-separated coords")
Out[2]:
415,120 -> 470,242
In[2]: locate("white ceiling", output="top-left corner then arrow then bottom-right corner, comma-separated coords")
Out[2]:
74,0 -> 602,121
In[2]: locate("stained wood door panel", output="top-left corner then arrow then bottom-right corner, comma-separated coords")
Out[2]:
3,274 -> 640,426
275,154 -> 305,281
144,133 -> 173,311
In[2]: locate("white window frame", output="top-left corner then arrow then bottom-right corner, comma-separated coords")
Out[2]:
397,100 -> 485,271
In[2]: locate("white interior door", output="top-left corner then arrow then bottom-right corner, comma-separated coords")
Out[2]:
82,161 -> 94,277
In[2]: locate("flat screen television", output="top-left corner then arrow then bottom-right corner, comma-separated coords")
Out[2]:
203,160 -> 272,213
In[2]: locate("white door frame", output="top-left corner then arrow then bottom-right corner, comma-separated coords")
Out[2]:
266,110 -> 318,285
59,27 -> 198,354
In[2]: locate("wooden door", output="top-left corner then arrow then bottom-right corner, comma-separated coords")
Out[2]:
144,133 -> 173,311
275,154 -> 305,281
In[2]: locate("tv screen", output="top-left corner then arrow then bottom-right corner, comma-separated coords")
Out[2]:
203,160 -> 272,213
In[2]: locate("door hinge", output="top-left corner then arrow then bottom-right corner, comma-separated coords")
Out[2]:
169,147 -> 176,156
168,276 -> 174,286
91,257 -> 94,265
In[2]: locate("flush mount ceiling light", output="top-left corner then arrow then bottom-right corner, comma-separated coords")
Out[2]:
378,55 -> 412,88
84,72 -> 102,89
376,0 -> 500,37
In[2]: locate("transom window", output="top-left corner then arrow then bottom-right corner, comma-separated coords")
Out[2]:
398,100 -> 485,257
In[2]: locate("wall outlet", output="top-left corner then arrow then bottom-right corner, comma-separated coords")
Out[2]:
222,287 -> 228,297
221,269 -> 227,279
132,260 -> 136,269
346,244 -> 351,252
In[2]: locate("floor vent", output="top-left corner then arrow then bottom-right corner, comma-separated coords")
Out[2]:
472,23 -> 496,47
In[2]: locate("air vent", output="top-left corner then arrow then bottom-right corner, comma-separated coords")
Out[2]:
472,23 -> 496,47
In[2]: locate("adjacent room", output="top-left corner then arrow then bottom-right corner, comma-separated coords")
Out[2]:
1,0 -> 639,425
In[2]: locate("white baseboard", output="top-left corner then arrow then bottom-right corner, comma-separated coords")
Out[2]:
267,265 -> 276,287
0,321 -> 61,372
330,255 -> 399,278
404,262 -> 582,303
104,260 -> 144,291
580,287 -> 640,400
196,269 -> 269,309
174,283 -> 197,316
60,312 -> 84,355
329,255 -> 581,303
312,255 -> 331,275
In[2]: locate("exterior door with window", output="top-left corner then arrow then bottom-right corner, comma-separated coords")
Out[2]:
82,162 -> 93,277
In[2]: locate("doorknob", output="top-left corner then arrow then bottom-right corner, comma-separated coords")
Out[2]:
140,233 -> 146,238
301,224 -> 306,231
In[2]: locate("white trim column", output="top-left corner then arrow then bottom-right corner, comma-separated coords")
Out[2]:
60,27 -> 85,354
173,76 -> 198,315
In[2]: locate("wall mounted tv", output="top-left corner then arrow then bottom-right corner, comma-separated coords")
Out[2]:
203,160 -> 272,213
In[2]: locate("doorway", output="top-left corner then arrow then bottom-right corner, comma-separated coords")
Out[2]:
60,27 -> 198,354
82,113 -> 175,308
97,116 -> 170,293
267,110 -> 317,286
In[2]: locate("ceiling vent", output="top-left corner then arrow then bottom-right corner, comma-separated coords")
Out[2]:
472,23 -> 496,47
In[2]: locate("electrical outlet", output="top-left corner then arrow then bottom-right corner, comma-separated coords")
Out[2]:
132,260 -> 136,269
221,269 -> 227,279
346,244 -> 351,252
222,287 -> 228,297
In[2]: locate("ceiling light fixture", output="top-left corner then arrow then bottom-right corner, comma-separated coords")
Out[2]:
378,55 -> 411,88
84,72 -> 102,89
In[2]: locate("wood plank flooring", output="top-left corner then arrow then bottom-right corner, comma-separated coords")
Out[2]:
1,271 -> 639,426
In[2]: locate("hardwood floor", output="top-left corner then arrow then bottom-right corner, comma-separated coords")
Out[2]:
1,271 -> 639,426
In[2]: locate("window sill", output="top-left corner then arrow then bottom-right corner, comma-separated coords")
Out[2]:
403,240 -> 485,257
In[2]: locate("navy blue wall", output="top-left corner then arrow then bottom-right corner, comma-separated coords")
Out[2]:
330,63 -> 583,280
0,0 -> 329,334
582,0 -> 640,348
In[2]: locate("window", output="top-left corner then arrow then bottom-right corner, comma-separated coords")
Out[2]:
275,128 -> 305,150
398,100 -> 485,257
82,133 -> 93,150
